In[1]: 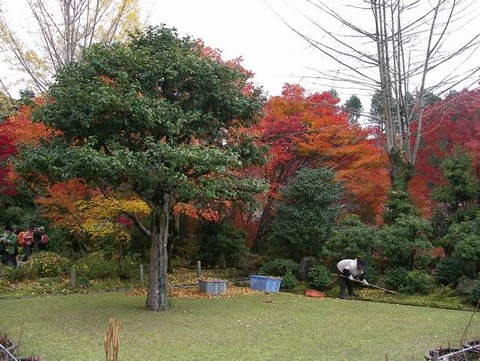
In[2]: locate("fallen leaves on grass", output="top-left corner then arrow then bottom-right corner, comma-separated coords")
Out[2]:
127,284 -> 260,299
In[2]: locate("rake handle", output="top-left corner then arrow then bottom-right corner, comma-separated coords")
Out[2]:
340,274 -> 397,294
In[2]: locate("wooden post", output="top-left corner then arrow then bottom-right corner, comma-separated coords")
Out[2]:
139,264 -> 144,283
197,260 -> 202,279
71,268 -> 76,288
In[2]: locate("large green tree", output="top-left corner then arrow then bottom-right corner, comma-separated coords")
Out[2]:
268,167 -> 343,261
17,26 -> 267,311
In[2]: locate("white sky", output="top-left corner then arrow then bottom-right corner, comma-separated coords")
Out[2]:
1,0 -> 479,108
141,0 -> 480,109
141,0 -> 322,98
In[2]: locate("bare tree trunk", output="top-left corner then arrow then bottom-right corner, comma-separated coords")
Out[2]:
0,0 -> 141,93
274,0 -> 480,192
254,197 -> 274,251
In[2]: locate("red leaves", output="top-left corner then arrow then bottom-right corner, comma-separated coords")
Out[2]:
411,88 -> 480,215
256,84 -> 389,223
0,101 -> 60,195
35,179 -> 101,229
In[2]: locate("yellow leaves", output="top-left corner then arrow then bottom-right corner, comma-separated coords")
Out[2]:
24,50 -> 49,72
77,195 -> 150,239
36,179 -> 151,240
169,285 -> 259,299
79,195 -> 150,220
118,198 -> 151,214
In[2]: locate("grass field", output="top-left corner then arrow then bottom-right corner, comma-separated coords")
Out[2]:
2,289 -> 480,361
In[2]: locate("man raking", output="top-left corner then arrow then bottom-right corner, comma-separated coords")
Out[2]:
336,258 -> 368,299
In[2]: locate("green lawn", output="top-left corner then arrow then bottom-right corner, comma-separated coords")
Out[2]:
2,291 -> 480,360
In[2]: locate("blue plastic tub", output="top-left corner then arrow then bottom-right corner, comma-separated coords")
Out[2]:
198,278 -> 227,295
249,275 -> 281,292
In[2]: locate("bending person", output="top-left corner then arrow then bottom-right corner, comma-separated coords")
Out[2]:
336,258 -> 368,299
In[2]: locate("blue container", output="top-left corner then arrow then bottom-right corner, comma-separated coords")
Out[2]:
249,275 -> 281,293
198,279 -> 227,295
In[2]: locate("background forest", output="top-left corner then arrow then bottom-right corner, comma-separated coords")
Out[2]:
0,0 -> 479,312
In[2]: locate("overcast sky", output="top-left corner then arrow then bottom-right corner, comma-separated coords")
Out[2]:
2,0 -> 479,108
141,0 -> 321,98
142,0 -> 480,103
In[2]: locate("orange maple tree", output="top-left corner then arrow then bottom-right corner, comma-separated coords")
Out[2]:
254,84 -> 389,241
0,101 -> 59,194
35,178 -> 101,235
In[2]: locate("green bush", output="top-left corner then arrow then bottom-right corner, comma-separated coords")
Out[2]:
73,251 -> 117,279
469,278 -> 480,304
376,215 -> 433,269
321,215 -> 378,267
116,253 -> 142,280
281,271 -> 298,290
434,257 -> 468,286
308,265 -> 331,290
383,267 -> 434,294
30,252 -> 71,278
259,258 -> 299,277
0,264 -> 31,281
403,270 -> 435,294
196,221 -> 249,268
268,167 -> 343,261
383,267 -> 409,291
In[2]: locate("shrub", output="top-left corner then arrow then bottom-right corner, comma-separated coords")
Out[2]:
321,215 -> 378,267
383,267 -> 434,294
434,257 -> 468,286
469,278 -> 480,305
281,271 -> 298,290
383,267 -> 409,291
308,264 -> 331,290
403,270 -> 435,294
376,215 -> 433,269
196,221 -> 249,268
259,258 -> 299,277
268,167 -> 343,261
73,251 -> 117,279
116,253 -> 142,280
363,267 -> 379,285
457,276 -> 475,295
0,264 -> 31,281
30,252 -> 71,278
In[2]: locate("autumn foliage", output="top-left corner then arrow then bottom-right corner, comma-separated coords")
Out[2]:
410,88 -> 480,215
35,179 -> 101,234
0,102 -> 59,194
256,84 -> 389,225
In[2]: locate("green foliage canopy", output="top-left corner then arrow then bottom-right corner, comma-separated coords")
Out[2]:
433,148 -> 478,212
321,214 -> 378,268
268,167 -> 343,261
16,26 -> 268,310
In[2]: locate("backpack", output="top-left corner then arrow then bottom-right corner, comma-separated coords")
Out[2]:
41,233 -> 49,245
16,231 -> 25,246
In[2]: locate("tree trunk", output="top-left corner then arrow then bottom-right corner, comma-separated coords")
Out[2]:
146,193 -> 170,311
254,197 -> 274,252
388,148 -> 415,193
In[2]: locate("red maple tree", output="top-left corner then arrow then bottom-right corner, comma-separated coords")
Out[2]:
253,84 -> 389,243
410,88 -> 480,215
